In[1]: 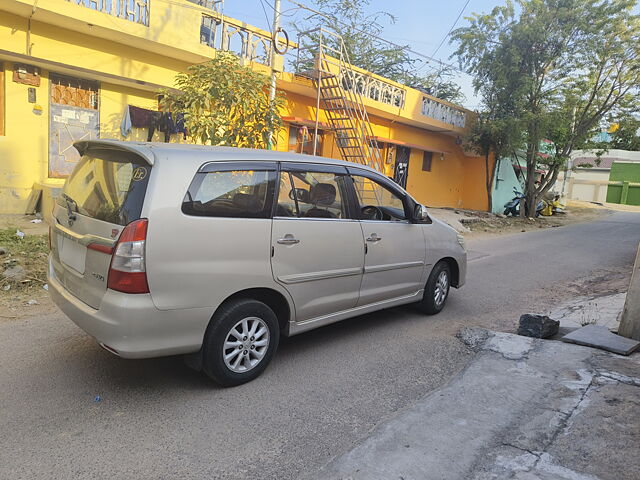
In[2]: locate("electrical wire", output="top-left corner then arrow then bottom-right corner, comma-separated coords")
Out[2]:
432,0 -> 471,58
414,0 -> 471,75
258,0 -> 273,34
283,0 -> 471,75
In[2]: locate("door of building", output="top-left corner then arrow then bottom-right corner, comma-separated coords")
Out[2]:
394,146 -> 410,188
49,74 -> 100,178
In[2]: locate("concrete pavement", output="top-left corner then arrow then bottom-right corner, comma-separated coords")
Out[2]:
0,212 -> 639,479
309,328 -> 640,480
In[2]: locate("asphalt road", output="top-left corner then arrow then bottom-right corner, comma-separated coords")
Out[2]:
1,212 -> 639,480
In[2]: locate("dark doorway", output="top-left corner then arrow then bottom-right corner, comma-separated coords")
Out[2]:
394,146 -> 410,188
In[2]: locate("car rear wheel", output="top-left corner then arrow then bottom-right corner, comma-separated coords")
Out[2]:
202,299 -> 279,387
417,261 -> 451,315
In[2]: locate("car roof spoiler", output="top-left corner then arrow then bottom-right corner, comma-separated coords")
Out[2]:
74,139 -> 155,166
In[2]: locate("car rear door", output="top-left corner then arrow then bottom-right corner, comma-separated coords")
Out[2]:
50,147 -> 152,308
349,168 -> 426,306
270,163 -> 364,323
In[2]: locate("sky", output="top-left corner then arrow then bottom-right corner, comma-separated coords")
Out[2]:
219,0 -> 504,109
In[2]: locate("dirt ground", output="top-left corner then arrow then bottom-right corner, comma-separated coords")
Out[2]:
0,215 -> 51,322
462,200 -> 615,238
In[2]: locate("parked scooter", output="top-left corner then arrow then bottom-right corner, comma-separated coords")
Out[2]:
504,188 -> 544,217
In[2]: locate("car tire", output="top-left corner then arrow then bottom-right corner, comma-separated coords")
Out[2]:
417,261 -> 451,315
202,298 -> 280,387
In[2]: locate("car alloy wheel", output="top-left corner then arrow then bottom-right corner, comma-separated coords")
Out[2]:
223,316 -> 270,373
434,270 -> 449,307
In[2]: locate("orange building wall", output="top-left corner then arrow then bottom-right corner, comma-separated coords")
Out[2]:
274,94 -> 491,211
461,154 -> 495,211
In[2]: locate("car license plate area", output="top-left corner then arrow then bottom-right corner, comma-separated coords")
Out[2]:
59,236 -> 87,275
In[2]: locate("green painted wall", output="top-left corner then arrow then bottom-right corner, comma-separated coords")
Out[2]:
492,157 -> 523,214
606,162 -> 640,206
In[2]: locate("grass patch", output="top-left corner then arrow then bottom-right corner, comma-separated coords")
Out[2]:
0,227 -> 49,294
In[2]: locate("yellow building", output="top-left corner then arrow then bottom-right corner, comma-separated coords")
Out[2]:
0,0 -> 491,215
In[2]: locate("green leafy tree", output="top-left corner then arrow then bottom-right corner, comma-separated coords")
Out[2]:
453,0 -> 640,215
161,52 -> 285,148
465,105 -> 522,211
295,0 -> 464,103
609,115 -> 640,151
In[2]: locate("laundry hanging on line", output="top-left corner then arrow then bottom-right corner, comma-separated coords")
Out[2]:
120,105 -> 188,141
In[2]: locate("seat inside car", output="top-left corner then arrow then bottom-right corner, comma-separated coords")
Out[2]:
232,193 -> 261,214
304,183 -> 337,218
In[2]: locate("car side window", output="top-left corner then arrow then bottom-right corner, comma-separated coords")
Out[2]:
182,169 -> 276,218
351,175 -> 407,221
276,170 -> 349,219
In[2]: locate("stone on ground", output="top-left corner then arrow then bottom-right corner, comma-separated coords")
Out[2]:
517,313 -> 559,338
2,265 -> 26,283
561,324 -> 640,355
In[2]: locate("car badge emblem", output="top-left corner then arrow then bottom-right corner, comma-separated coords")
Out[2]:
111,229 -> 119,238
132,167 -> 148,181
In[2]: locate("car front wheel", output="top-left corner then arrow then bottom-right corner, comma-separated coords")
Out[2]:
202,298 -> 280,387
418,261 -> 451,315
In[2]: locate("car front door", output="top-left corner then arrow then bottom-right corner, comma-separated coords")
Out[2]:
349,169 -> 426,306
270,163 -> 364,323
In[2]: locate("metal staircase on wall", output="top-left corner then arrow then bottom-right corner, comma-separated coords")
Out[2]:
295,28 -> 384,173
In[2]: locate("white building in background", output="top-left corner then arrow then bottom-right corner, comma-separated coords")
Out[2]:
558,149 -> 640,203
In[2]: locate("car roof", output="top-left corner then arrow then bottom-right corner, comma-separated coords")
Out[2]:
73,139 -> 381,175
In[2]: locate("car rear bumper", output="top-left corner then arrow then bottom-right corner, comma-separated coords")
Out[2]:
48,260 -> 211,359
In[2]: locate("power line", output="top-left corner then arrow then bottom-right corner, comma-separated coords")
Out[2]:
260,0 -> 301,17
414,0 -> 471,76
258,0 -> 273,34
283,0 -> 471,76
432,0 -> 471,58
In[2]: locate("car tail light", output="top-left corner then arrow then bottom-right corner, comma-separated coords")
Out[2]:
107,219 -> 149,294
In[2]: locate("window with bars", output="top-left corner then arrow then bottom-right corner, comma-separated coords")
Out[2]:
50,74 -> 99,109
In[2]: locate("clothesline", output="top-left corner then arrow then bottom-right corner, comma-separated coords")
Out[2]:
120,105 -> 187,142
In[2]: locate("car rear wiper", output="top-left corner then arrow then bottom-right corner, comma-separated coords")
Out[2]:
61,193 -> 78,221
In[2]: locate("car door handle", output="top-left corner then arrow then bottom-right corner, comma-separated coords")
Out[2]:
366,234 -> 382,242
277,234 -> 300,245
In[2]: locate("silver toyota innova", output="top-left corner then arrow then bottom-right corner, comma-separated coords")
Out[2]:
49,140 -> 466,386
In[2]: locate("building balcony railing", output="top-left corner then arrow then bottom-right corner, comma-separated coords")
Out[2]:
200,15 -> 274,67
421,97 -> 466,128
339,69 -> 406,109
65,0 -> 149,26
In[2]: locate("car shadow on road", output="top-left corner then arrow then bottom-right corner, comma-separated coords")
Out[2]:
53,298 -> 459,394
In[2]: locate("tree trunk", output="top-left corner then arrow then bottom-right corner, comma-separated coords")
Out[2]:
485,152 -> 495,212
525,129 -> 540,218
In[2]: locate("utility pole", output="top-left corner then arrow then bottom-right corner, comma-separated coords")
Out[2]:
268,0 -> 282,150
619,242 -> 640,341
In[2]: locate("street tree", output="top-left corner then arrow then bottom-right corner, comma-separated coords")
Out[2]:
452,0 -> 640,216
608,115 -> 640,151
294,0 -> 464,103
465,110 -> 522,212
161,52 -> 284,148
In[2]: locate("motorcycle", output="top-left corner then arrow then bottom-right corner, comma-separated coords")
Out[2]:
504,188 -> 544,217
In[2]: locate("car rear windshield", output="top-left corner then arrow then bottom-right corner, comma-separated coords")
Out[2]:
57,149 -> 151,226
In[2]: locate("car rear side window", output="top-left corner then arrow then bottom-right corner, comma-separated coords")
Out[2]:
182,170 -> 277,218
58,149 -> 151,226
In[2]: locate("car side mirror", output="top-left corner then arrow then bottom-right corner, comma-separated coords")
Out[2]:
413,204 -> 430,223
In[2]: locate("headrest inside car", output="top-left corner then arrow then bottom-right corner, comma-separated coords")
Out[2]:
233,193 -> 261,213
309,183 -> 336,206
